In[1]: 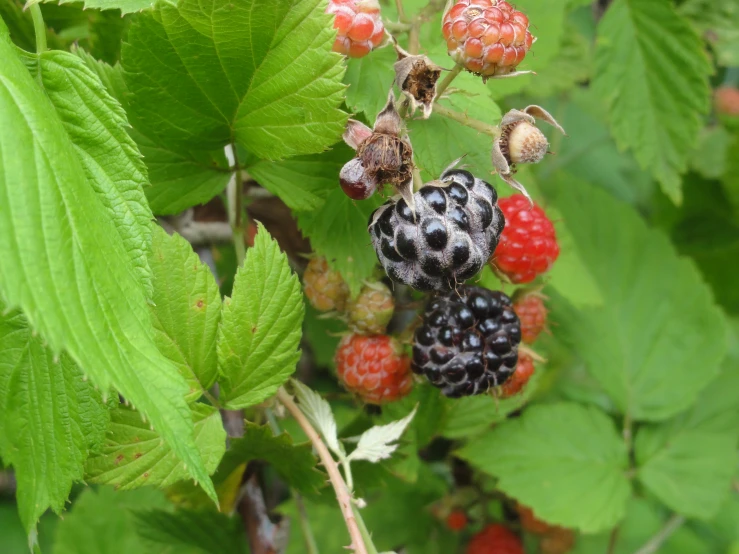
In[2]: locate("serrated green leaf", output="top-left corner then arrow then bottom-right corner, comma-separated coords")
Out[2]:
594,0 -> 712,202
0,37 -> 217,502
344,46 -> 396,123
135,509 -> 248,554
149,227 -> 221,402
28,0 -> 165,16
290,379 -> 341,454
37,49 -> 154,296
348,406 -> 417,463
247,145 -> 351,212
458,402 -> 630,533
680,0 -> 739,66
218,225 -> 304,409
54,486 -> 191,554
547,179 -> 727,421
0,309 -> 109,538
74,48 -> 233,216
634,360 -> 739,519
121,0 -> 347,159
296,188 -> 383,296
85,403 -> 225,491
218,422 -> 324,494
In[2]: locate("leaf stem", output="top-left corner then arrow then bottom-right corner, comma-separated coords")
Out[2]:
29,4 -> 46,54
227,144 -> 247,267
633,514 -> 685,554
264,407 -> 319,554
435,64 -> 464,99
276,387 -> 370,554
352,504 -> 379,554
432,104 -> 500,138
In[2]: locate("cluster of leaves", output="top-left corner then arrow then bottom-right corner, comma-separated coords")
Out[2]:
0,0 -> 737,553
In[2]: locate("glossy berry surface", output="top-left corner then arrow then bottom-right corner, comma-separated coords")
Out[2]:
327,0 -> 385,59
466,523 -> 524,554
446,510 -> 468,531
513,293 -> 547,343
348,282 -> 395,335
303,257 -> 350,312
335,334 -> 413,404
369,169 -> 504,292
412,286 -> 521,398
499,352 -> 534,397
443,0 -> 534,78
340,158 -> 378,200
493,194 -> 559,284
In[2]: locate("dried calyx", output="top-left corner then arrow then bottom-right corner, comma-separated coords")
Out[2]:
393,43 -> 443,119
341,93 -> 415,208
491,105 -> 565,202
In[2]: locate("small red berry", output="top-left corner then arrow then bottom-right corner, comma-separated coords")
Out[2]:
446,510 -> 468,531
303,257 -> 350,312
466,524 -> 524,554
335,334 -> 413,404
327,0 -> 385,59
442,0 -> 534,79
715,86 -> 739,117
340,158 -> 378,200
499,352 -> 534,398
493,195 -> 559,284
513,293 -> 547,344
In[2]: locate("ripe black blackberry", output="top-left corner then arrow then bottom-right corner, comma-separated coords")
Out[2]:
412,286 -> 521,398
368,168 -> 504,292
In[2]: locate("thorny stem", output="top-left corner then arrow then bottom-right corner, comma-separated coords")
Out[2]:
276,387 -> 370,554
264,407 -> 319,554
352,504 -> 380,554
227,144 -> 247,267
435,64 -> 464,99
432,104 -> 500,138
633,515 -> 685,554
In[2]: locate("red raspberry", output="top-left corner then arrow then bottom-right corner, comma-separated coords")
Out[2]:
515,502 -> 553,535
498,352 -> 534,398
327,0 -> 386,59
493,195 -> 559,284
513,292 -> 547,344
446,510 -> 469,531
714,86 -> 739,117
348,282 -> 395,335
467,524 -> 524,554
303,257 -> 350,312
335,334 -> 413,404
442,0 -> 534,79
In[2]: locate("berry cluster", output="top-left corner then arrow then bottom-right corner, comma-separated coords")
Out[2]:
369,168 -> 504,292
443,0 -> 534,79
412,286 -> 521,398
327,0 -> 386,58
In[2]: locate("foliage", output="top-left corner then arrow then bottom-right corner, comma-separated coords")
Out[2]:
0,0 -> 737,552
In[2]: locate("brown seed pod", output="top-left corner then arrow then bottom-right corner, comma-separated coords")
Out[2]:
393,43 -> 442,118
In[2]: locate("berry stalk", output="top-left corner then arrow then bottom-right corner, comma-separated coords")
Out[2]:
276,387 -> 371,554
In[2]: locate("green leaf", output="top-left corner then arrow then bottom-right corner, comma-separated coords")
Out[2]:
0,38 -> 217,501
37,49 -> 154,296
135,509 -> 248,554
149,227 -> 221,402
218,422 -> 324,494
74,48 -> 233,216
457,402 -> 631,533
0,309 -> 109,539
54,486 -> 192,554
344,46 -> 396,123
28,0 -> 164,16
594,0 -> 712,202
121,0 -> 346,158
680,0 -> 739,66
634,361 -> 739,519
247,145 -> 351,212
690,126 -> 732,180
218,225 -> 304,409
297,188 -> 383,296
409,71 -> 500,181
85,403 -> 225,491
547,178 -> 727,421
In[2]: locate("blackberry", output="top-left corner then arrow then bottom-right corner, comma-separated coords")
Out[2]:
368,168 -> 504,292
411,286 -> 521,398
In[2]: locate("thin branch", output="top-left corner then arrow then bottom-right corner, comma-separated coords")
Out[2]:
395,0 -> 407,22
432,104 -> 500,138
227,144 -> 247,266
276,387 -> 368,554
633,515 -> 685,554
